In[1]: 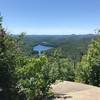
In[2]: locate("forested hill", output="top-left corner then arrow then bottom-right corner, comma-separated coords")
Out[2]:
23,34 -> 95,45
22,34 -> 96,61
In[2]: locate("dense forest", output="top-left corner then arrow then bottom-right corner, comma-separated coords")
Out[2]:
0,15 -> 100,100
23,34 -> 95,61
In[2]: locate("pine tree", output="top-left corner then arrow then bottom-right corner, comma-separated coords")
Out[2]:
0,15 -> 24,99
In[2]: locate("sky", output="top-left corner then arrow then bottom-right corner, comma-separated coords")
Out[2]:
0,0 -> 100,35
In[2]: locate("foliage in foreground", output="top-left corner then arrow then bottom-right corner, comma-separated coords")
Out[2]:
75,35 -> 100,86
17,57 -> 55,99
0,33 -> 24,99
16,55 -> 74,100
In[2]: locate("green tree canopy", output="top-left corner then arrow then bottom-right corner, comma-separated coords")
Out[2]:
75,35 -> 100,86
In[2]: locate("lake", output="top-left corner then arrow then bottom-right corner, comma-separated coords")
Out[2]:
33,44 -> 53,54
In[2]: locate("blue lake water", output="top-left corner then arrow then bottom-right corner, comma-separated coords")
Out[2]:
33,44 -> 53,53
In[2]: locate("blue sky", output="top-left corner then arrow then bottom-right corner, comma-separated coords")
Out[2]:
0,0 -> 100,35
